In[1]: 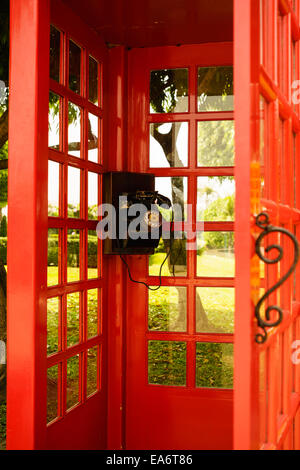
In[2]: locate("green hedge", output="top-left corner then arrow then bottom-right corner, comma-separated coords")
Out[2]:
0,235 -> 99,268
48,234 -> 98,268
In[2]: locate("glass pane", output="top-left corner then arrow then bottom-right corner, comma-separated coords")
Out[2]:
196,288 -> 234,333
148,287 -> 187,332
149,232 -> 187,277
196,342 -> 234,389
48,228 -> 60,286
197,231 -> 235,277
155,177 -> 187,221
67,355 -> 80,410
69,40 -> 81,94
88,230 -> 99,279
68,103 -> 81,157
89,56 -> 99,105
68,166 -> 81,217
278,13 -> 284,90
197,66 -> 233,112
87,289 -> 99,338
87,346 -> 99,397
48,161 -> 60,216
47,297 -> 60,355
279,118 -> 285,203
88,172 -> 98,219
148,341 -> 186,386
88,113 -> 99,163
67,229 -> 81,283
197,176 -> 235,221
292,41 -> 296,86
67,292 -> 80,347
150,68 -> 188,113
150,122 -> 188,167
47,365 -> 59,424
48,92 -> 60,150
50,25 -> 60,82
197,121 -> 234,167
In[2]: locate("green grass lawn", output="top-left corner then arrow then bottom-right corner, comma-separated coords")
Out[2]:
149,250 -> 235,278
196,252 -> 234,278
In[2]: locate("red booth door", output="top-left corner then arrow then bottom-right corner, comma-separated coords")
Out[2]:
7,0 -> 108,449
125,43 -> 234,450
234,0 -> 300,450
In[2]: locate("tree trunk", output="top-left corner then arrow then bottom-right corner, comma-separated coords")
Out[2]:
0,160 -> 8,170
152,124 -> 210,330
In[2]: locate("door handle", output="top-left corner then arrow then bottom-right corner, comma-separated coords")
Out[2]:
254,212 -> 299,344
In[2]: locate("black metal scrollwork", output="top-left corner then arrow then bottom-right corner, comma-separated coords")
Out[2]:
255,212 -> 300,344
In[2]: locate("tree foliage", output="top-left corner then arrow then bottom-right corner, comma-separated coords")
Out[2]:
198,120 -> 234,167
203,194 -> 235,222
150,69 -> 188,114
0,0 -> 9,89
203,195 -> 235,249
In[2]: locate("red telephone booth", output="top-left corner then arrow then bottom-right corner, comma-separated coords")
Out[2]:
5,0 -> 300,450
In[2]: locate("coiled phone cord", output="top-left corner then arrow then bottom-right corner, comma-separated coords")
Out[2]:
119,207 -> 174,291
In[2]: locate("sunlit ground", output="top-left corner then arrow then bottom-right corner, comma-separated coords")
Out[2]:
47,266 -> 98,285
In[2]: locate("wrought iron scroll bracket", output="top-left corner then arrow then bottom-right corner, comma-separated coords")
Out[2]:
254,212 -> 300,344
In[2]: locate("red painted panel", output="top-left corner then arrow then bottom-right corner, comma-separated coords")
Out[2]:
46,393 -> 106,449
126,388 -> 233,450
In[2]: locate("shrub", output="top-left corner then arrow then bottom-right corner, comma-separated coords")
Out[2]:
48,234 -> 98,268
0,235 -> 99,267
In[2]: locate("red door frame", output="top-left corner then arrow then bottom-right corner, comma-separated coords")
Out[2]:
7,0 -> 50,449
234,0 -> 300,450
106,45 -> 128,451
7,0 -> 109,450
234,0 -> 260,450
46,0 -> 108,450
125,43 -> 234,450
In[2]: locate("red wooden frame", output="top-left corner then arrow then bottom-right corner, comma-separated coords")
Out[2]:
7,0 -> 50,450
46,0 -> 109,450
234,0 -> 300,450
